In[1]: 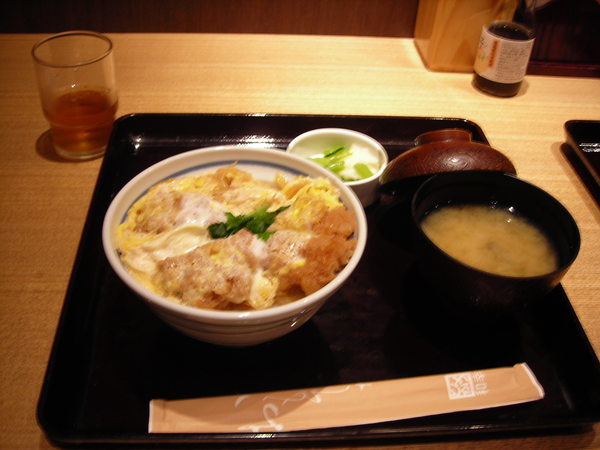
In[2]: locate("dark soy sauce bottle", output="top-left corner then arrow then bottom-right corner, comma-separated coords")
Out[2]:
473,1 -> 535,97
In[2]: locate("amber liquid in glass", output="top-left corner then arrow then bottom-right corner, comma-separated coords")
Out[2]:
44,89 -> 118,159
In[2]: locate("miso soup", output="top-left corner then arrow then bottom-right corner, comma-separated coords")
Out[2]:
420,204 -> 558,277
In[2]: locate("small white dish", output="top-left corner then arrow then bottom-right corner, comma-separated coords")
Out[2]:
102,145 -> 367,347
286,128 -> 388,207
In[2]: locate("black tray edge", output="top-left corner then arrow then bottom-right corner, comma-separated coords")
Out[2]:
564,120 -> 600,205
109,112 -> 491,144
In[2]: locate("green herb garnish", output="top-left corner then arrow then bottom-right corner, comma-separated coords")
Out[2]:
309,145 -> 374,180
208,205 -> 290,241
324,145 -> 348,158
354,163 -> 374,179
310,145 -> 351,173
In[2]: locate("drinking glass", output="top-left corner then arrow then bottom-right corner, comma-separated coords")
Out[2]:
32,31 -> 118,160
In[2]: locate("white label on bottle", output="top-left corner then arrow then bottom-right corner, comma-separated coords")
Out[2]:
474,25 -> 535,84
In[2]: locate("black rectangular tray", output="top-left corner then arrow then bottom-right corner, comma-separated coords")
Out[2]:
38,114 -> 600,448
564,120 -> 600,205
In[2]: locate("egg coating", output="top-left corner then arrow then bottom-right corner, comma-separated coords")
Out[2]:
115,165 -> 356,310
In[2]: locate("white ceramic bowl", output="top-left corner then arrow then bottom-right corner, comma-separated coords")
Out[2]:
286,128 -> 388,207
102,146 -> 367,346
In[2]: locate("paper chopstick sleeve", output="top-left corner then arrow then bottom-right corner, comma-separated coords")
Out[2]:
149,362 -> 544,433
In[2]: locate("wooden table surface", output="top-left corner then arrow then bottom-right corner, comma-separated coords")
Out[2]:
0,33 -> 599,449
